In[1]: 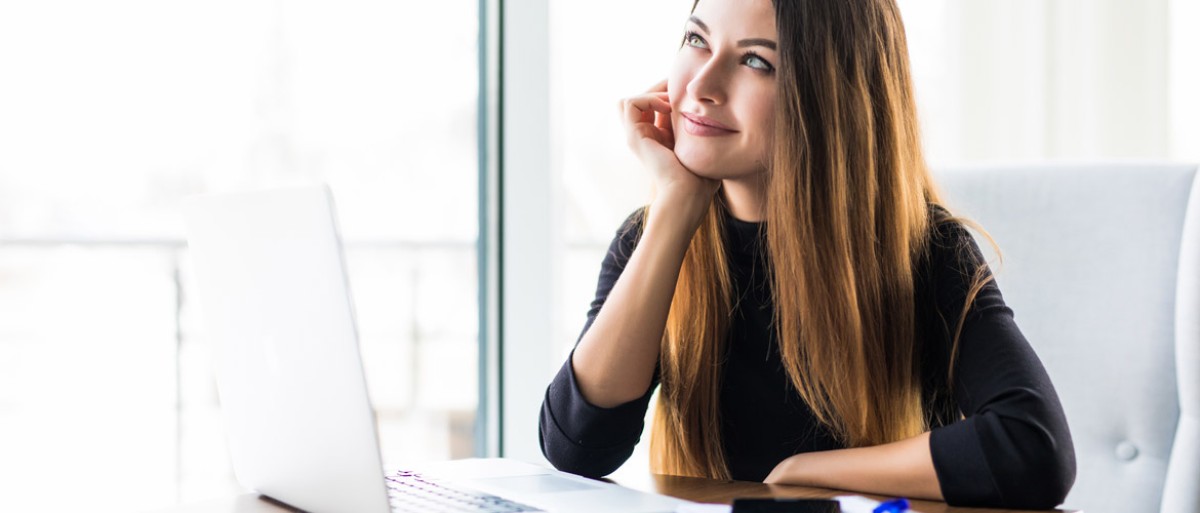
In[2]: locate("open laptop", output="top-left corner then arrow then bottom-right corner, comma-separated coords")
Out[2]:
181,185 -> 690,513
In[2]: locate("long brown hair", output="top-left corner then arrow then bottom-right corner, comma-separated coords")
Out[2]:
649,0 -> 996,479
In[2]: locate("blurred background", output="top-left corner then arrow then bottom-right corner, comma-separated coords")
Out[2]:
0,1 -> 1195,512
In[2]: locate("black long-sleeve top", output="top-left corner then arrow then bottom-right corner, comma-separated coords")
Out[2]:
538,205 -> 1076,509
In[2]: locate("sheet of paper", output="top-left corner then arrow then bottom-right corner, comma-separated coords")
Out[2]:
835,495 -> 925,513
675,495 -> 923,513
676,503 -> 732,513
833,495 -> 883,513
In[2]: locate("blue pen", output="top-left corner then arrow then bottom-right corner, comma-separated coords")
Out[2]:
872,497 -> 910,513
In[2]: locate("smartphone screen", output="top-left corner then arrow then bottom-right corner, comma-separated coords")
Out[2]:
730,498 -> 842,513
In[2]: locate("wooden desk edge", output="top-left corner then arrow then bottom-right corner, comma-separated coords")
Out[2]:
611,474 -> 1078,513
152,474 -> 1079,513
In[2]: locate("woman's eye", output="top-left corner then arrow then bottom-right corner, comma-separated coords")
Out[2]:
744,53 -> 774,73
682,30 -> 774,74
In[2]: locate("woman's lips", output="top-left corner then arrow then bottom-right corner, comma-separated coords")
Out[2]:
680,112 -> 737,136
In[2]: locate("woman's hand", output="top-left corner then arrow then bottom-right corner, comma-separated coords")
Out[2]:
620,79 -> 720,208
763,453 -> 807,485
762,433 -> 944,502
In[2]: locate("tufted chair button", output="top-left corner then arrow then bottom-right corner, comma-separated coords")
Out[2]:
1115,441 -> 1139,461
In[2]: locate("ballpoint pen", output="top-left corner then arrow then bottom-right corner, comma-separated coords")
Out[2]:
873,498 -> 910,513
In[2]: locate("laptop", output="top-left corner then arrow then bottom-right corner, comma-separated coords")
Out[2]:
181,185 -> 691,513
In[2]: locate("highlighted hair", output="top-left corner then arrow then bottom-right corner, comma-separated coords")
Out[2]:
649,0 -> 997,478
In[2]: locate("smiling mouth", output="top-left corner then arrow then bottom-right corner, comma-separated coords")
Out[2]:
681,114 -> 737,137
680,112 -> 736,132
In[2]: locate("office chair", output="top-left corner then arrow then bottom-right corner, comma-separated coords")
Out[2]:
936,163 -> 1200,513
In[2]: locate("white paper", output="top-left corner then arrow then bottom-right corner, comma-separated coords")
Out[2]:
675,503 -> 732,513
833,495 -> 883,513
835,495 -> 924,513
675,495 -> 921,513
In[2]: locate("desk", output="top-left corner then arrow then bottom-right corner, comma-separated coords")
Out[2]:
157,473 -> 1077,513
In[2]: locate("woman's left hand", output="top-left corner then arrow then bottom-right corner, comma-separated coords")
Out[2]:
763,453 -> 808,485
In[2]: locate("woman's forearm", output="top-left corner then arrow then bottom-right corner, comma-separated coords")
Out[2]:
571,193 -> 710,408
763,431 -> 944,501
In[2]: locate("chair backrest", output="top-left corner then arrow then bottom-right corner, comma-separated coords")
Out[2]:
935,163 -> 1200,513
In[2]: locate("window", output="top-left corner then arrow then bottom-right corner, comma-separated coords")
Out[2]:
0,2 -> 480,511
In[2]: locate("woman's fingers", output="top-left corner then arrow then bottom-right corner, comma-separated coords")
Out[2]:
652,93 -> 672,134
620,82 -> 677,154
620,94 -> 672,150
619,80 -> 671,128
653,108 -> 673,148
621,94 -> 671,125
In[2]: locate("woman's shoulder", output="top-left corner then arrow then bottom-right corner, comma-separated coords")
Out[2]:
927,204 -> 970,243
920,203 -> 993,290
925,204 -> 983,261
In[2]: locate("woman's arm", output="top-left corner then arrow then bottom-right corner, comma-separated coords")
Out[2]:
766,220 -> 1075,509
539,80 -> 721,477
571,192 -> 708,407
764,312 -> 1074,508
539,208 -> 661,477
764,432 -> 942,501
570,79 -> 719,408
538,196 -> 709,478
922,222 -> 1075,509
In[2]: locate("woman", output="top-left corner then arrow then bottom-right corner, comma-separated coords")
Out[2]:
538,0 -> 1076,509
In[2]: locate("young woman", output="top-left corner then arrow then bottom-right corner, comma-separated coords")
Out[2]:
538,0 -> 1076,509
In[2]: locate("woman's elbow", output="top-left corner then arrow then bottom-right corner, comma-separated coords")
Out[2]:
999,430 -> 1077,509
537,408 -> 629,479
539,434 -> 629,479
1019,451 -> 1076,509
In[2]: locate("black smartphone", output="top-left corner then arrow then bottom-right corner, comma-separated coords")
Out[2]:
730,498 -> 842,513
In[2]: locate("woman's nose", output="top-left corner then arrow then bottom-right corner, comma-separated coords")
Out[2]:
686,59 -> 727,106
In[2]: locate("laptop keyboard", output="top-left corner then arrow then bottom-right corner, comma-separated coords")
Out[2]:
386,470 -> 543,513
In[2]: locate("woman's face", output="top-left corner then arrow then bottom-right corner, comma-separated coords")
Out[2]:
669,0 -> 778,180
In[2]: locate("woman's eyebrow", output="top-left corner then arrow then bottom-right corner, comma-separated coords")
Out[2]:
687,15 -> 711,33
687,15 -> 778,51
737,38 -> 777,51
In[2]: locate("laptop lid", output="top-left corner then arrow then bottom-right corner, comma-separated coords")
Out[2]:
183,185 -> 391,513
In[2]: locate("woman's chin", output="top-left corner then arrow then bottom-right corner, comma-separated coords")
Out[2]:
675,150 -> 765,182
674,151 -> 726,180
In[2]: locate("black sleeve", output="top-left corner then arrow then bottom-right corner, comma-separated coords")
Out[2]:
925,220 -> 1077,509
537,208 -> 660,478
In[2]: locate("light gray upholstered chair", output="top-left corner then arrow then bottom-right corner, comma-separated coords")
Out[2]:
936,164 -> 1200,513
